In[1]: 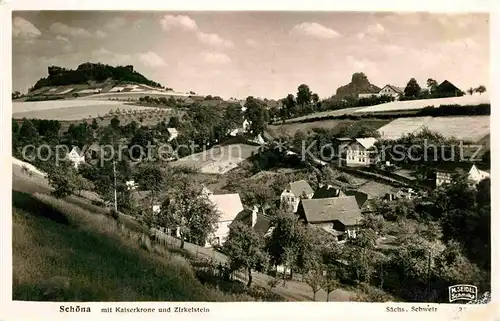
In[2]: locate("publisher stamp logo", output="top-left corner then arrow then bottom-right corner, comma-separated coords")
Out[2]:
449,284 -> 478,302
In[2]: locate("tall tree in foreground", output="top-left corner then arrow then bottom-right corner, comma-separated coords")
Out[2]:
223,222 -> 268,287
156,176 -> 219,248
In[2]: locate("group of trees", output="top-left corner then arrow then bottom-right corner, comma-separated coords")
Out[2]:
402,78 -> 487,101
278,85 -> 321,121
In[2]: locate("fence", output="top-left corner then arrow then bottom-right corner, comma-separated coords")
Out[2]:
105,220 -> 248,284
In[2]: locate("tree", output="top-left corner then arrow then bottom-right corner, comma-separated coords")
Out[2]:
223,222 -> 268,287
73,175 -> 95,196
266,210 -> 302,285
91,119 -> 99,130
426,78 -> 438,94
304,264 -> 324,301
296,84 -> 312,107
281,94 -> 297,119
404,78 -> 421,98
322,265 -> 339,302
244,96 -> 268,136
110,117 -> 120,129
156,177 -> 219,248
467,87 -> 475,95
19,119 -> 40,145
168,116 -> 181,128
12,91 -> 21,100
46,161 -> 79,198
474,85 -> 486,95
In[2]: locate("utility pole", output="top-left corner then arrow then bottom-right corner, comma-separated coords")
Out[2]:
427,249 -> 432,300
113,159 -> 118,212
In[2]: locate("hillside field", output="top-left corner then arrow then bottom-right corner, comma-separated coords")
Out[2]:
377,115 -> 490,142
353,94 -> 490,114
267,119 -> 391,138
12,164 -> 251,301
171,143 -> 260,174
12,100 -> 166,121
275,106 -> 364,124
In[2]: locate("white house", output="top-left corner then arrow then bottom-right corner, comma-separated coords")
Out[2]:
280,180 -> 314,212
358,84 -> 404,100
377,85 -> 404,99
435,163 -> 490,187
203,188 -> 244,247
67,147 -> 85,169
344,137 -> 378,167
166,128 -> 178,141
242,119 -> 251,133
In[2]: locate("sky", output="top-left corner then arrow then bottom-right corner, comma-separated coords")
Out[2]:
12,11 -> 490,99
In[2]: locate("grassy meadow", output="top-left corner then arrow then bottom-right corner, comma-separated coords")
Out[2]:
12,189 -> 254,301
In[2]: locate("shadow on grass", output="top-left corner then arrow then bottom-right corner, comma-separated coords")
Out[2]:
12,190 -> 69,225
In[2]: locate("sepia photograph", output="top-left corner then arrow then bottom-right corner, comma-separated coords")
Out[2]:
10,10 -> 491,305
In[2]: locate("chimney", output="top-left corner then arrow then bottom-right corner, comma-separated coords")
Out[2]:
251,205 -> 258,228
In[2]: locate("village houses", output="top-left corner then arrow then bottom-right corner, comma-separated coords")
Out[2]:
435,162 -> 490,187
280,180 -> 314,212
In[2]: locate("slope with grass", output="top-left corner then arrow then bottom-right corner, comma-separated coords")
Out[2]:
12,191 -> 252,301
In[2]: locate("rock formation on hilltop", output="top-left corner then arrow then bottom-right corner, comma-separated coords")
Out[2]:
334,72 -> 381,99
29,62 -> 163,92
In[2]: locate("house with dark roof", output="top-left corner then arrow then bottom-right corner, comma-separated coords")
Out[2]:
434,80 -> 464,98
343,189 -> 369,208
435,162 -> 489,187
297,196 -> 364,242
313,184 -> 345,199
230,206 -> 273,236
280,180 -> 314,212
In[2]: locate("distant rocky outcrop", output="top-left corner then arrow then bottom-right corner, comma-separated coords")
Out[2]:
334,72 -> 381,99
29,62 -> 163,92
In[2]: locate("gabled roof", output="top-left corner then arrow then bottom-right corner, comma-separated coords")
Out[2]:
230,209 -> 272,235
313,185 -> 344,199
167,128 -> 178,136
289,180 -> 314,198
436,80 -> 461,92
343,190 -> 369,208
69,146 -> 84,157
380,84 -> 404,94
350,137 -> 377,150
435,162 -> 475,173
300,196 -> 363,226
208,193 -> 244,222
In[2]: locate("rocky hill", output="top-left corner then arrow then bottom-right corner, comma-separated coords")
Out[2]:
334,72 -> 380,99
29,62 -> 163,93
